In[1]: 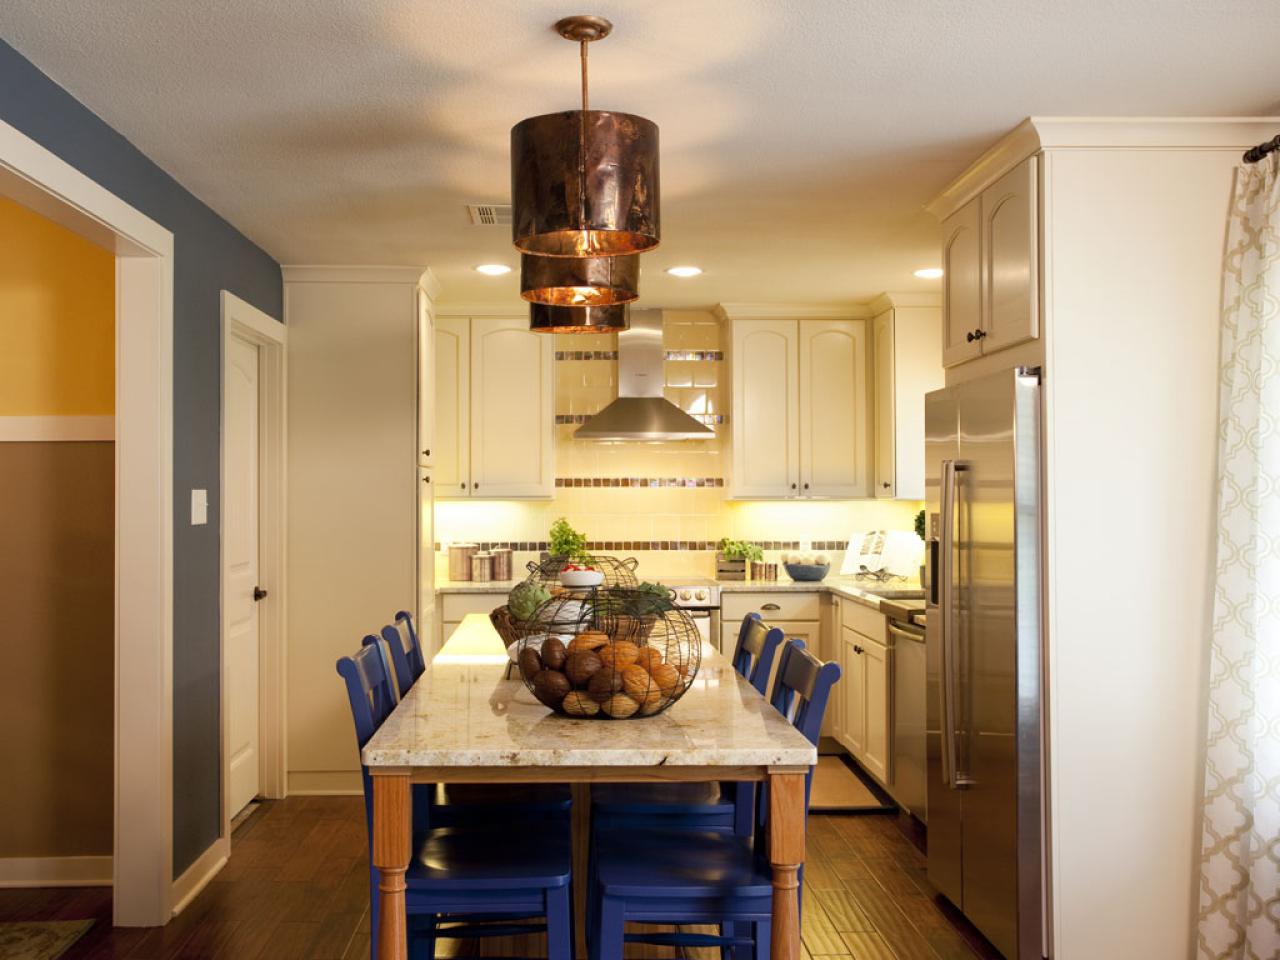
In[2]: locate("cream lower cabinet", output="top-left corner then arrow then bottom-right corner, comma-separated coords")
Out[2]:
436,315 -> 554,499
726,315 -> 870,499
836,598 -> 892,785
438,593 -> 505,652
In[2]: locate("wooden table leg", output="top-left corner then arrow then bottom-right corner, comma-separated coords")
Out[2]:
372,773 -> 411,960
768,772 -> 806,960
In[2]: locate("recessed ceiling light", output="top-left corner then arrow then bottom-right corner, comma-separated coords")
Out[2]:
475,263 -> 512,276
666,265 -> 703,278
913,267 -> 944,279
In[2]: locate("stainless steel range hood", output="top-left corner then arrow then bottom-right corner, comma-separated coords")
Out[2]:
574,310 -> 715,441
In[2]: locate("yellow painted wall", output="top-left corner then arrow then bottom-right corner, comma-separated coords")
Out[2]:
0,195 -> 114,415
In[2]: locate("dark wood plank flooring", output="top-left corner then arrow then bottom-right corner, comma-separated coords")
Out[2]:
0,796 -> 1002,960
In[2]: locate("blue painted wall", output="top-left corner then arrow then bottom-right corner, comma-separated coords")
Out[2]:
0,39 -> 283,874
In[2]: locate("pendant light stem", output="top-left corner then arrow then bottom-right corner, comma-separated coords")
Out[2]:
580,39 -> 589,112
578,38 -> 589,237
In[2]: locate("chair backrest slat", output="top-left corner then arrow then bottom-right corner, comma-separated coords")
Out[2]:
337,641 -> 399,839
731,613 -> 784,696
366,611 -> 425,699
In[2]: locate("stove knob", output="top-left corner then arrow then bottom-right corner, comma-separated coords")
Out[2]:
695,589 -> 708,602
679,590 -> 692,601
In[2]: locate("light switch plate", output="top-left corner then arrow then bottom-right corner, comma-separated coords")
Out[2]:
191,489 -> 208,526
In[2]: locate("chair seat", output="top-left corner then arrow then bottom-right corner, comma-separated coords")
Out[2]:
594,829 -> 771,898
407,825 -> 572,891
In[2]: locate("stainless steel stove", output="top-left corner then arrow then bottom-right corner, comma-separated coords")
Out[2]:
655,576 -> 721,647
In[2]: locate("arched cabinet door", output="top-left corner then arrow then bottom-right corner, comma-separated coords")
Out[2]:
433,317 -> 470,497
799,320 -> 870,498
982,156 -> 1039,353
941,201 -> 982,367
469,318 -> 554,498
730,320 -> 800,497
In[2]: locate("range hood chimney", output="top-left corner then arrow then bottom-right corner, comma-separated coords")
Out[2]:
574,310 -> 715,441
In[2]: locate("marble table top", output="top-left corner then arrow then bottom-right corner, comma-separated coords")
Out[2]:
361,614 -> 818,770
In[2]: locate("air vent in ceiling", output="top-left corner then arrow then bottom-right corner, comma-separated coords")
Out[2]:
466,203 -> 513,226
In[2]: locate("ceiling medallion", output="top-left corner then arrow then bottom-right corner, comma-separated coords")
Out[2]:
511,15 -> 660,259
529,301 -> 629,334
521,252 -> 639,306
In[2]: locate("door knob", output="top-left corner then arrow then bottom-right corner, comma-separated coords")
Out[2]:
253,586 -> 268,602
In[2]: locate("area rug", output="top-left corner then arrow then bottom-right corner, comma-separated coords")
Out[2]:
808,755 -> 896,813
0,920 -> 93,960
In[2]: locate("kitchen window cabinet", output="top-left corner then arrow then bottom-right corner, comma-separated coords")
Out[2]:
871,299 -> 943,500
941,155 -> 1038,367
727,317 -> 870,499
435,316 -> 554,499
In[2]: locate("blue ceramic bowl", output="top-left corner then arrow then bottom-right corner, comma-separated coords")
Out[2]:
784,562 -> 830,582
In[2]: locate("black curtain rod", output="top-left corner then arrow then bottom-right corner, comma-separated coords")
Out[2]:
1243,134 -> 1280,163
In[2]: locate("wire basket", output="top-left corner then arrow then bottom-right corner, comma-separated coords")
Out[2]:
512,587 -> 700,719
524,555 -> 640,590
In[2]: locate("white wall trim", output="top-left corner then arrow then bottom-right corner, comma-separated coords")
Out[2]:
0,415 -> 114,441
0,116 -> 175,927
281,265 -> 429,286
0,856 -> 114,888
220,291 -> 288,836
714,302 -> 873,321
867,291 -> 942,314
434,301 -> 524,318
926,116 -> 1280,220
169,836 -> 228,917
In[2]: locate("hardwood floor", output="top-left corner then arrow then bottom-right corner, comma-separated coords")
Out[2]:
0,796 -> 1001,960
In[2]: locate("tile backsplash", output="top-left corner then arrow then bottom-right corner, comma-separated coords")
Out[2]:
434,309 -> 923,580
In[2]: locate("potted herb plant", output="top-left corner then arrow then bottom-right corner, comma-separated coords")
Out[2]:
716,538 -> 763,581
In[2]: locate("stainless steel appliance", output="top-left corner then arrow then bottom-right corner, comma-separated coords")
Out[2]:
924,368 -> 1046,959
663,578 -> 720,646
888,614 -> 927,822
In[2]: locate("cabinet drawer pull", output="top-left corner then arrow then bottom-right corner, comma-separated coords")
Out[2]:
761,603 -> 781,612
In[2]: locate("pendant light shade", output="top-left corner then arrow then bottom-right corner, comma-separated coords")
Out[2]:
521,252 -> 639,306
529,302 -> 629,334
510,16 -> 660,259
511,110 -> 659,257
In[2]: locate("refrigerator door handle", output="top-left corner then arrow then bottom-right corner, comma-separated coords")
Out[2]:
939,459 -> 959,790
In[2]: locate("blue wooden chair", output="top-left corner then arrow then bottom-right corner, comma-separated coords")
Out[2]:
587,641 -> 840,960
362,612 -> 572,829
337,642 -> 574,960
591,615 -> 786,837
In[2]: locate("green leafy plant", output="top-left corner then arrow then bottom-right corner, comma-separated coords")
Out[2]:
717,538 -> 764,563
549,517 -> 591,563
914,509 -> 927,540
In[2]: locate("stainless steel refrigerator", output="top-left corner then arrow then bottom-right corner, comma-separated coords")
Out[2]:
924,368 -> 1047,959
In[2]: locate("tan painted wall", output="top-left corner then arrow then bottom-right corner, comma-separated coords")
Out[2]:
0,197 -> 115,858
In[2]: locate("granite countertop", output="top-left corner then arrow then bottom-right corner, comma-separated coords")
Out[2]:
361,614 -> 817,769
436,574 -> 926,614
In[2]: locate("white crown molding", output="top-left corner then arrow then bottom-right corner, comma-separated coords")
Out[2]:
281,265 -> 431,286
435,301 -> 527,318
868,292 -> 942,315
926,116 -> 1280,220
714,302 -> 872,321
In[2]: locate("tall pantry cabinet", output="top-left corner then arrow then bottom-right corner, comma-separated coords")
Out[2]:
282,266 -> 436,794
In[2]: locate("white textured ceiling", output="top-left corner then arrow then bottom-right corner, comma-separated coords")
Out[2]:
3,1 -> 1279,308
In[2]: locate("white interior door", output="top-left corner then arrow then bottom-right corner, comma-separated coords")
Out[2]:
225,334 -> 261,818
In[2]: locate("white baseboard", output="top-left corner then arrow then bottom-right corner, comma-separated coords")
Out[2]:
170,836 -> 229,917
0,415 -> 114,441
0,855 -> 113,887
287,770 -> 363,795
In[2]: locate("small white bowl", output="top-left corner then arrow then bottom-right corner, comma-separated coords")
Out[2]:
558,568 -> 605,588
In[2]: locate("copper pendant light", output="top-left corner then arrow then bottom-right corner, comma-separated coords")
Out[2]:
521,252 -> 639,307
511,16 -> 660,258
529,302 -> 628,334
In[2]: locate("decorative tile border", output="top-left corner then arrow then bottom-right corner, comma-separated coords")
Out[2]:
434,540 -> 805,552
555,350 -> 618,361
555,477 -> 725,488
664,350 -> 724,361
555,413 -> 726,426
811,540 -> 850,550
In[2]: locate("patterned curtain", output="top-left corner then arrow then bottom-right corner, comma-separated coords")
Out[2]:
1198,152 -> 1280,959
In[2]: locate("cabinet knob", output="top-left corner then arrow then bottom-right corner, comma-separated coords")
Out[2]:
423,476 -> 430,483
473,482 -> 479,489
966,328 -> 987,342
790,483 -> 797,490
460,483 -> 466,490
966,330 -> 977,343
854,644 -> 863,655
422,448 -> 430,457
881,481 -> 891,489
803,483 -> 810,490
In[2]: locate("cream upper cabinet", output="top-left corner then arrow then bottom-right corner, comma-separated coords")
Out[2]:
871,301 -> 943,500
798,320 -> 870,497
436,316 -> 554,499
729,320 -> 800,497
728,317 -> 869,499
941,201 -> 982,366
982,156 -> 1039,352
417,290 -> 435,468
434,317 -> 470,497
940,155 -> 1039,367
